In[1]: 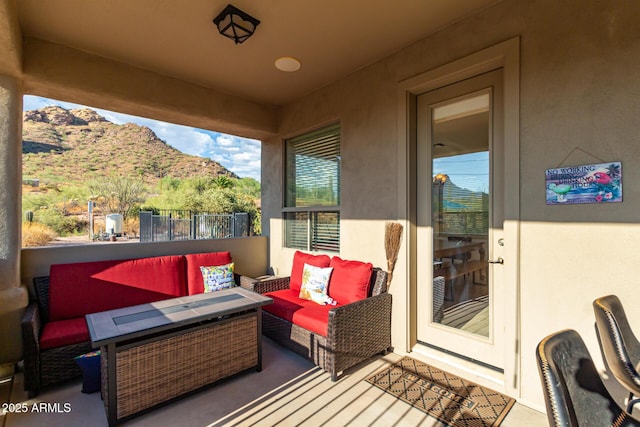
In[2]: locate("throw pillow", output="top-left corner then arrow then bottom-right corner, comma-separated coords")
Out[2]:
200,263 -> 235,292
74,350 -> 101,393
328,257 -> 373,304
289,251 -> 331,292
185,251 -> 232,294
299,263 -> 335,305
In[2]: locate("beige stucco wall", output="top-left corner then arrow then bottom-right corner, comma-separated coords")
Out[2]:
0,73 -> 28,372
21,38 -> 278,142
263,0 -> 640,409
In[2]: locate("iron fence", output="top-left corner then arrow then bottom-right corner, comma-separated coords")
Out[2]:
139,211 -> 251,242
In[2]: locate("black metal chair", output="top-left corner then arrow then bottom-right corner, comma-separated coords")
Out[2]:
536,329 -> 640,427
593,295 -> 640,413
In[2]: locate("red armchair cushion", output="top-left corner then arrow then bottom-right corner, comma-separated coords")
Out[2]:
48,255 -> 187,321
40,318 -> 90,350
327,257 -> 373,304
289,251 -> 331,292
185,251 -> 233,295
263,289 -> 337,337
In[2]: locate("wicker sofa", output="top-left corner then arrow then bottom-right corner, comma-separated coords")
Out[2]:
21,251 -> 252,397
241,251 -> 392,381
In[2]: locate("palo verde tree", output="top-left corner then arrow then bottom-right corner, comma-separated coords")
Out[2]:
88,175 -> 147,219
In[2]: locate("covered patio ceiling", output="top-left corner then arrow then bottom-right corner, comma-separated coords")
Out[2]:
11,0 -> 502,106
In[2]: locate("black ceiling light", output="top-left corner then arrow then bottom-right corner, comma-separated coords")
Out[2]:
213,4 -> 260,45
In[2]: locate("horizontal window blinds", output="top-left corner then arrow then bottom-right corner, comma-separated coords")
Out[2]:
284,123 -> 340,252
286,124 -> 340,208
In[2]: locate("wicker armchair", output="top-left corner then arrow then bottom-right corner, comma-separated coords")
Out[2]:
21,276 -> 92,397
242,268 -> 391,381
22,273 -> 255,397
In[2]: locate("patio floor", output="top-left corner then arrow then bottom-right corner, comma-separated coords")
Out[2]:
1,338 -> 546,427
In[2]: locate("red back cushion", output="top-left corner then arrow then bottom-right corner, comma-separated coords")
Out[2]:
289,251 -> 331,292
327,256 -> 373,304
185,251 -> 233,295
48,255 -> 186,321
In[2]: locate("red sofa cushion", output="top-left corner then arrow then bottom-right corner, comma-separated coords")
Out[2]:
327,257 -> 373,305
263,289 -> 337,337
48,255 -> 187,321
185,251 -> 233,295
40,318 -> 90,350
289,251 -> 331,293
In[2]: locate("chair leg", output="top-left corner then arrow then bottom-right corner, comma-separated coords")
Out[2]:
626,392 -> 640,413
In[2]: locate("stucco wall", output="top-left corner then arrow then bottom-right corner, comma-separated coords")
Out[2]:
21,38 -> 278,141
263,0 -> 640,409
0,74 -> 28,372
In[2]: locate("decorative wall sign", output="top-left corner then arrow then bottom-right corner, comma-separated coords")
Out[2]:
545,162 -> 622,205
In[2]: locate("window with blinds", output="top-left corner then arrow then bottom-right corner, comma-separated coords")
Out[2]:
284,124 -> 340,252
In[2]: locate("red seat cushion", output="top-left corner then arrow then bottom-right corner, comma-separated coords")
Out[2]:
40,318 -> 90,350
48,255 -> 187,321
185,251 -> 233,295
289,251 -> 331,293
327,257 -> 373,304
263,289 -> 337,337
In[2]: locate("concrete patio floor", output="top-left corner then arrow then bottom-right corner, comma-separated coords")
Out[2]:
1,338 -> 546,426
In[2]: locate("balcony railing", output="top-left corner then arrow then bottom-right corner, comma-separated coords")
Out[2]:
139,211 -> 251,242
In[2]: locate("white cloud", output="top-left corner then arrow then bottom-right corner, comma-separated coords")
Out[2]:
23,95 -> 262,181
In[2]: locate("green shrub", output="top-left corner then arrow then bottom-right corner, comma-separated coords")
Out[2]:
35,208 -> 87,235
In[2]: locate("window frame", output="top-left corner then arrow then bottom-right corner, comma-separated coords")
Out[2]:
283,123 -> 341,252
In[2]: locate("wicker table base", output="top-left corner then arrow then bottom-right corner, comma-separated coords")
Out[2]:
86,288 -> 272,426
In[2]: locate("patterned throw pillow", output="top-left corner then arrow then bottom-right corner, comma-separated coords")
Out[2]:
299,263 -> 336,305
200,263 -> 235,292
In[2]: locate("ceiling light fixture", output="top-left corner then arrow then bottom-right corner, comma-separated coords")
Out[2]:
275,56 -> 301,72
213,4 -> 260,45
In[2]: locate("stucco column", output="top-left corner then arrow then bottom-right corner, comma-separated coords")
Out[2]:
0,74 -> 27,377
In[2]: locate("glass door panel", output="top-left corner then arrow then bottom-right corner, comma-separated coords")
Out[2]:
432,94 -> 490,336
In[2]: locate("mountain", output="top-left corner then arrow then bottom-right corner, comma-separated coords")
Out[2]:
22,106 -> 237,186
437,175 -> 488,211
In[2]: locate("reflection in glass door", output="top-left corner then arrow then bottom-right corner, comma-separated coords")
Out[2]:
432,94 -> 490,336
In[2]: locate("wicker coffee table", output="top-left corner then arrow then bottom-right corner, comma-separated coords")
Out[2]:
86,287 -> 272,426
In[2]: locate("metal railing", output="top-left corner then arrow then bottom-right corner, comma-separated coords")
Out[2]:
139,211 -> 251,242
435,211 -> 488,235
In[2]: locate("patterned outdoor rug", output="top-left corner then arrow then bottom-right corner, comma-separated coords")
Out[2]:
366,356 -> 515,427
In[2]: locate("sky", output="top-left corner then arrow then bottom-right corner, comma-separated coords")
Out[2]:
23,95 -> 262,181
433,151 -> 489,193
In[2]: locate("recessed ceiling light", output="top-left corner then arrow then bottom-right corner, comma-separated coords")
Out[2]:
275,57 -> 301,72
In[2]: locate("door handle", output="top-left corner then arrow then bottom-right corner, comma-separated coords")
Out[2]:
488,257 -> 504,264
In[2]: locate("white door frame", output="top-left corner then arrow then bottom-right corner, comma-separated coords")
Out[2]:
396,37 -> 520,396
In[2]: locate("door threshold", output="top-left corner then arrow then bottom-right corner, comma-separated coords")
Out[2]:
411,342 -> 506,391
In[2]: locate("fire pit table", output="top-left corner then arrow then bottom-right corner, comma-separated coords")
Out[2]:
86,287 -> 272,426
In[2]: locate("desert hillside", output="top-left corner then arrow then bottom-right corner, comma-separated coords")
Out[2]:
22,106 -> 236,186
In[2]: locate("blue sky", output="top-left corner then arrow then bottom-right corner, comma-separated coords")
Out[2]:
23,95 -> 262,181
433,151 -> 489,193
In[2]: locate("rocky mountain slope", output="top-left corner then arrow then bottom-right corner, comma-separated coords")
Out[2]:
22,106 -> 236,186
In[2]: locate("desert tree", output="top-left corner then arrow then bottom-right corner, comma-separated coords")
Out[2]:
88,175 -> 147,219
